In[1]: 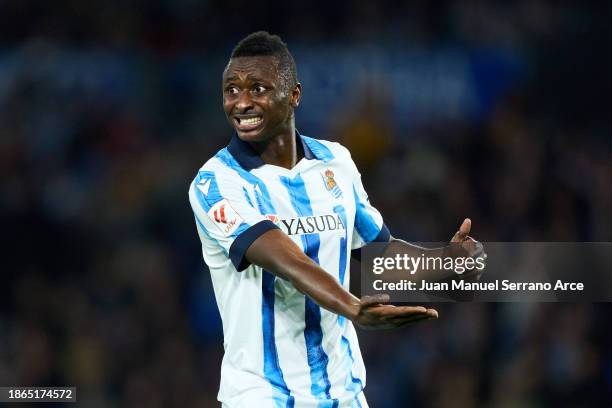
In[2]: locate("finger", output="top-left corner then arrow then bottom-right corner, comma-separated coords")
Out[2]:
391,307 -> 438,321
392,315 -> 431,325
393,314 -> 437,326
450,218 -> 471,242
459,218 -> 471,238
385,305 -> 428,316
360,294 -> 390,307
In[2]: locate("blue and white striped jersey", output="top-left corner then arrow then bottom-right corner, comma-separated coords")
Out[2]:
188,132 -> 390,408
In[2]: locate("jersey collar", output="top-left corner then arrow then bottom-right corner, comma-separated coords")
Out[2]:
227,130 -> 316,171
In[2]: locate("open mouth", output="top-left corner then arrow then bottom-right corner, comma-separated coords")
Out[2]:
235,116 -> 263,131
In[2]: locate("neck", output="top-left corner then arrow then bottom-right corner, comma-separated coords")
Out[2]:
250,122 -> 303,169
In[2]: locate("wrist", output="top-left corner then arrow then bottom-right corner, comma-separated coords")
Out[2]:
344,299 -> 361,323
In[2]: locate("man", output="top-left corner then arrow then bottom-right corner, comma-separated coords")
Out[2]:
189,31 -> 482,408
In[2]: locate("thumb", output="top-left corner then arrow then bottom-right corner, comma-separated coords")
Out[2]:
460,218 -> 471,237
451,218 -> 471,242
360,294 -> 390,307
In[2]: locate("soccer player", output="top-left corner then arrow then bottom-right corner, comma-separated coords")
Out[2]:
189,31 -> 483,408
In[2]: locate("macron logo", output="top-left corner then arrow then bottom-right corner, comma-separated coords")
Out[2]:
197,178 -> 211,196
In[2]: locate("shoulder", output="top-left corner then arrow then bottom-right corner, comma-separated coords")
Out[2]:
188,147 -> 242,193
301,135 -> 353,162
301,135 -> 358,179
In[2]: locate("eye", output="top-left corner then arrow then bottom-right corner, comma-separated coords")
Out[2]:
252,85 -> 267,94
225,86 -> 239,96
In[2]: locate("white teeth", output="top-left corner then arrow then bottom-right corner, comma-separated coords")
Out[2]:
240,117 -> 262,126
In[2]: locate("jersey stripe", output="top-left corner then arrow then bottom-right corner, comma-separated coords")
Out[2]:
216,149 -> 273,214
280,174 -> 338,408
334,205 -> 364,406
333,205 -> 349,286
263,270 -> 296,408
216,148 -> 295,407
302,136 -> 335,162
243,186 -> 255,208
352,185 -> 380,242
351,392 -> 364,408
339,334 -> 364,407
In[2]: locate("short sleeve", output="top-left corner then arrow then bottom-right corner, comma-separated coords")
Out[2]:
343,149 -> 390,257
188,168 -> 278,271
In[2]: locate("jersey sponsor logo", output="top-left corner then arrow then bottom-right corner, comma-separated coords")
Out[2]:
277,214 -> 346,236
321,168 -> 342,199
265,214 -> 279,224
207,199 -> 243,236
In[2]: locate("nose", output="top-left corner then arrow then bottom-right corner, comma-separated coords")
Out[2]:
235,90 -> 254,113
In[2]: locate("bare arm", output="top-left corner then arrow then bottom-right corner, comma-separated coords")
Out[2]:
375,219 -> 486,298
246,228 -> 438,329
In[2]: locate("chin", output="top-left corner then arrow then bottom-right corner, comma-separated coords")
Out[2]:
235,128 -> 270,143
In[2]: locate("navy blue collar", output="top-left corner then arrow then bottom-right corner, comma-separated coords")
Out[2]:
227,130 -> 316,171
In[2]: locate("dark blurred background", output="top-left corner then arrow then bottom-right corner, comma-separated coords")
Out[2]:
1,1 -> 611,407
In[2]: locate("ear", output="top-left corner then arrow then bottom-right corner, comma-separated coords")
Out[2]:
290,83 -> 302,108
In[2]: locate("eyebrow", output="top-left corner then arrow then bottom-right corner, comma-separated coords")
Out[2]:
223,73 -> 268,84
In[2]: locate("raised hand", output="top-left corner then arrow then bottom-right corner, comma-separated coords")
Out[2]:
352,294 -> 438,330
451,218 -> 471,243
450,218 -> 485,258
449,218 -> 486,279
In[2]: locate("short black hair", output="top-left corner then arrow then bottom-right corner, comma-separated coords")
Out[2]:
230,31 -> 297,93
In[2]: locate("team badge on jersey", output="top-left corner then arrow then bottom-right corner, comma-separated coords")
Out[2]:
321,168 -> 342,199
207,199 -> 243,236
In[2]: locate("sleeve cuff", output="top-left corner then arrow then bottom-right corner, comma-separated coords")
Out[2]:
229,220 -> 279,271
351,224 -> 391,262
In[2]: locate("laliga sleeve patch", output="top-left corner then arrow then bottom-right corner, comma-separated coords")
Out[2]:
206,198 -> 244,236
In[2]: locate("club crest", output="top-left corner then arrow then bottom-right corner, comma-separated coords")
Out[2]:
321,168 -> 342,199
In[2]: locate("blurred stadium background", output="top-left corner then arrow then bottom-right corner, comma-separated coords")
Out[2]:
1,1 -> 611,406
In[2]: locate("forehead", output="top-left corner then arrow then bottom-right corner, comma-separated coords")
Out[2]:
223,56 -> 280,83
